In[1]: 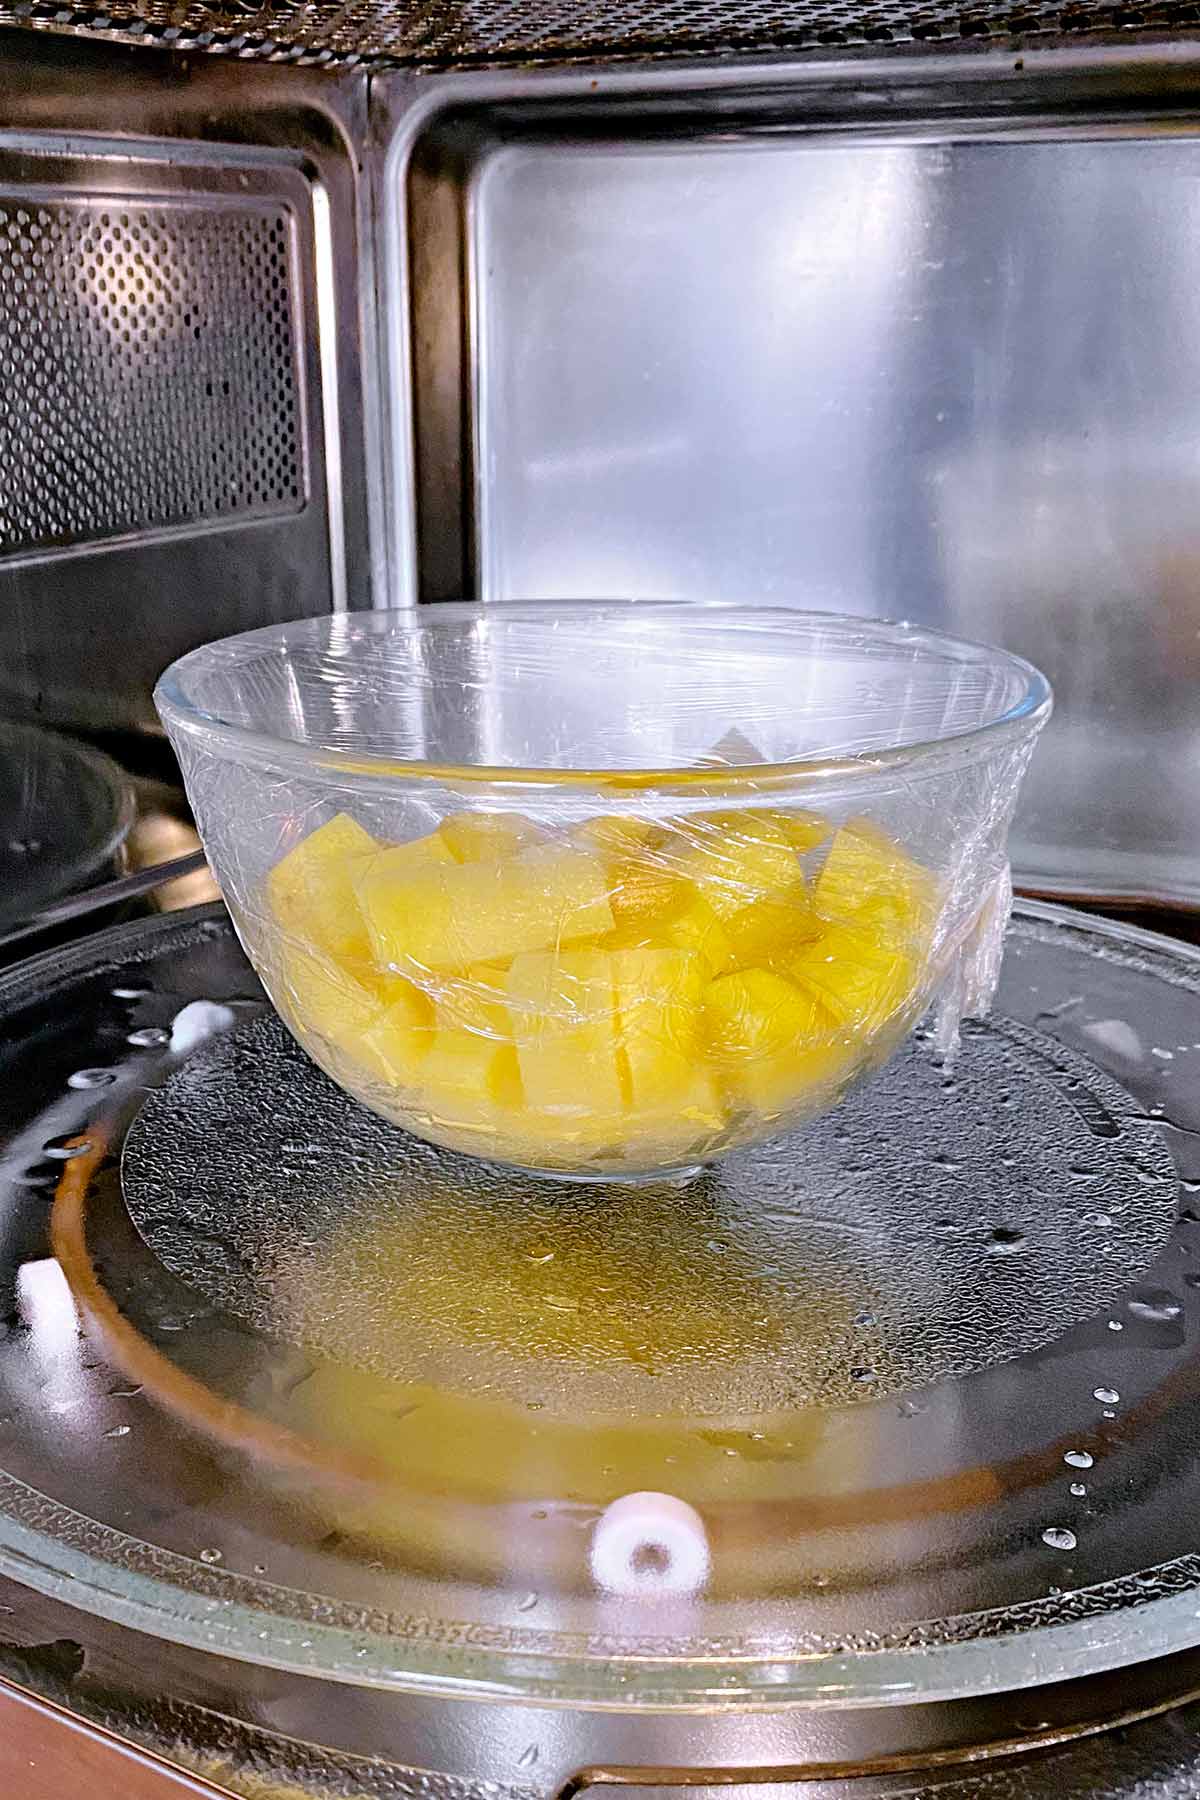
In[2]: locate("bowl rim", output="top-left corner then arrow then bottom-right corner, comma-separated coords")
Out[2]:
154,601 -> 1052,791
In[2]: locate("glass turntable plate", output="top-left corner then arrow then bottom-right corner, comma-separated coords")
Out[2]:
0,900 -> 1197,1712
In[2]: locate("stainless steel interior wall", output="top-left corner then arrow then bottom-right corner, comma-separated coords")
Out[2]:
0,31 -> 372,733
379,53 -> 1200,905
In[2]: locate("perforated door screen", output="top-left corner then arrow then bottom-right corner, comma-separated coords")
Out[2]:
0,0 -> 1197,68
0,197 -> 303,556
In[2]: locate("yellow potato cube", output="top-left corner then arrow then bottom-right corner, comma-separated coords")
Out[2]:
608,853 -> 688,927
657,889 -> 736,978
359,979 -> 435,1084
506,948 -> 622,1119
790,922 -> 917,1029
436,811 -> 542,863
614,947 -> 703,1102
724,895 -> 823,970
704,965 -> 854,1117
615,947 -> 726,1145
814,821 -> 936,938
276,941 -> 380,1051
576,814 -> 662,856
675,812 -> 805,920
276,942 -> 433,1088
434,963 -> 512,1038
267,812 -> 379,965
358,842 -> 613,972
768,809 -> 833,853
419,1028 -> 522,1139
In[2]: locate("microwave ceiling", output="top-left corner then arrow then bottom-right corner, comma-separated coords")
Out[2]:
0,0 -> 1196,68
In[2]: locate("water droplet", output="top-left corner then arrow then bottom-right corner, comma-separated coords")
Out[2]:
1064,1450 -> 1094,1469
1127,1290 -> 1182,1323
106,1383 -> 142,1399
1085,1213 -> 1113,1230
1152,1047 -> 1175,1061
43,1140 -> 91,1160
1094,1387 -> 1120,1405
67,1068 -> 116,1090
517,1592 -> 538,1612
1103,1408 -> 1116,1419
1042,1526 -> 1077,1551
987,1225 -> 1026,1254
253,1563 -> 267,1575
112,984 -> 149,1000
102,1424 -> 130,1439
158,1316 -> 188,1332
198,1547 -> 222,1564
518,1745 -> 539,1769
531,1508 -> 548,1521
853,1311 -> 876,1328
127,1026 -> 169,1048
1108,1319 -> 1124,1331
850,1366 -> 876,1384
524,1247 -> 554,1264
1069,1482 -> 1087,1497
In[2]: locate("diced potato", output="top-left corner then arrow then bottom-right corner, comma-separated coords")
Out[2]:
436,811 -> 542,864
608,854 -> 688,927
358,842 -> 613,972
277,942 -> 433,1087
615,947 -> 726,1147
724,895 -> 822,970
434,963 -> 512,1038
704,965 -> 854,1117
267,812 -> 379,965
675,813 -> 805,920
614,948 -> 703,1103
268,800 -> 933,1171
768,809 -> 833,853
790,922 -> 916,1029
506,949 -> 622,1119
575,814 -> 662,856
814,822 -> 935,938
276,941 -> 381,1053
419,1028 -> 523,1138
359,980 -> 435,1084
657,889 -> 736,979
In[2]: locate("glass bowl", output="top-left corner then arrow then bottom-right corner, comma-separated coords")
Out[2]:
155,603 -> 1050,1179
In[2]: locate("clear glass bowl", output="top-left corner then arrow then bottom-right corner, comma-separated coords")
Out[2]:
155,603 -> 1050,1179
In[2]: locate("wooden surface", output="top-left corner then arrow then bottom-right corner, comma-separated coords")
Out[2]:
0,1671 -> 236,1798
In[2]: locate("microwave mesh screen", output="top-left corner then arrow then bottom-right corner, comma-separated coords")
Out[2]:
0,195 -> 304,559
0,0 -> 1196,65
